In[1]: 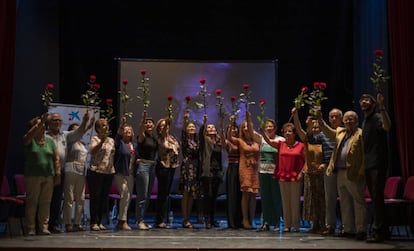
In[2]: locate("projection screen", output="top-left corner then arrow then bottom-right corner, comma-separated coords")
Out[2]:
116,59 -> 278,138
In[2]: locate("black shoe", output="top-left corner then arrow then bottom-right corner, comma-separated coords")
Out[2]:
48,226 -> 63,234
366,233 -> 384,243
355,232 -> 367,241
321,225 -> 335,236
257,224 -> 269,232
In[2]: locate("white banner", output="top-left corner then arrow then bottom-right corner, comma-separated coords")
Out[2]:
48,103 -> 100,162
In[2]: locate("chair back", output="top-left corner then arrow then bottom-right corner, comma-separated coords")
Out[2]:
110,181 -> 119,194
365,186 -> 371,198
14,174 -> 26,196
384,176 -> 401,199
403,176 -> 414,201
1,176 -> 10,196
84,182 -> 90,199
151,177 -> 158,196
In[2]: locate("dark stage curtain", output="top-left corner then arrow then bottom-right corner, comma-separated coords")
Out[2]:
0,0 -> 16,185
388,0 -> 414,182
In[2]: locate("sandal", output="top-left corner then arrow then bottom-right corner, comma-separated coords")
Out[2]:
156,222 -> 171,229
182,221 -> 193,229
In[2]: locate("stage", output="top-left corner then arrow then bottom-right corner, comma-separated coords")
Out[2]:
1,220 -> 413,251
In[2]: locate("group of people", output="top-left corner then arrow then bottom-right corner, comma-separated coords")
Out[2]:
22,92 -> 391,243
286,92 -> 391,243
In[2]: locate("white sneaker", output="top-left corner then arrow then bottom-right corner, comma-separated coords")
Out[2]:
40,229 -> 51,235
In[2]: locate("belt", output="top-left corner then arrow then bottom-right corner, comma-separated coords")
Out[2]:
137,159 -> 156,164
228,157 -> 239,163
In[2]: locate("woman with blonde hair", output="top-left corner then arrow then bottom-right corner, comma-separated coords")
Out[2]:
154,117 -> 180,228
227,111 -> 261,229
113,116 -> 137,230
88,118 -> 115,231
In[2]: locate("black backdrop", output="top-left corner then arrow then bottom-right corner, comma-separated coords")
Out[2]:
59,0 -> 354,125
5,0 -> 358,177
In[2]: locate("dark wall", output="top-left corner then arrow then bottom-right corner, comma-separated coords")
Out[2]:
6,0 -> 59,178
8,0 -> 356,175
59,0 -> 355,123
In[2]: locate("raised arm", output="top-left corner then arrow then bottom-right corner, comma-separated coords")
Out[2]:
377,93 -> 391,132
227,115 -> 238,145
291,107 -> 307,142
78,111 -> 94,133
137,111 -> 147,143
117,116 -> 127,135
246,111 -> 254,137
260,126 -> 279,148
23,113 -> 48,145
317,110 -> 336,139
218,115 -> 226,149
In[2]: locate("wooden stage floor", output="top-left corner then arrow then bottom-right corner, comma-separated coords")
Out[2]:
1,220 -> 414,251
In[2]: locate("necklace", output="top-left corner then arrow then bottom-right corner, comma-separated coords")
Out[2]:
286,141 -> 297,148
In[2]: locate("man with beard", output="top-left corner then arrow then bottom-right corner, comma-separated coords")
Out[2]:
359,93 -> 391,243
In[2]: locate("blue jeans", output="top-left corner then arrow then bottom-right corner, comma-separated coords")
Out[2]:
135,162 -> 156,223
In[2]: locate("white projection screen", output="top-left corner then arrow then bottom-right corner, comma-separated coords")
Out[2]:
117,59 -> 278,138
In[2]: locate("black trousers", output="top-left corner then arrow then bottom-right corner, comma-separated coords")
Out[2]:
226,163 -> 242,228
87,171 -> 113,226
201,176 -> 221,224
49,175 -> 63,228
366,168 -> 387,236
155,165 -> 176,224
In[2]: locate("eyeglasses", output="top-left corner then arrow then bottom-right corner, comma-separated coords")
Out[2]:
51,119 -> 62,122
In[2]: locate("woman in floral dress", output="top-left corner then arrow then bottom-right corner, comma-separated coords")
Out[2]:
179,111 -> 200,228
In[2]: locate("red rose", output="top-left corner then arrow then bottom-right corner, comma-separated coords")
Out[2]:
319,82 -> 327,89
199,78 -> 206,85
46,83 -> 54,90
92,83 -> 100,90
375,49 -> 384,56
215,88 -> 222,95
185,96 -> 191,102
242,83 -> 249,90
313,82 -> 320,89
230,96 -> 236,102
259,99 -> 266,106
167,95 -> 173,101
106,98 -> 113,105
140,69 -> 147,76
89,75 -> 96,83
301,85 -> 308,93
122,79 -> 128,85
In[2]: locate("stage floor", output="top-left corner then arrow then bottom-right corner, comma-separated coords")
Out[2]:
1,220 -> 414,251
